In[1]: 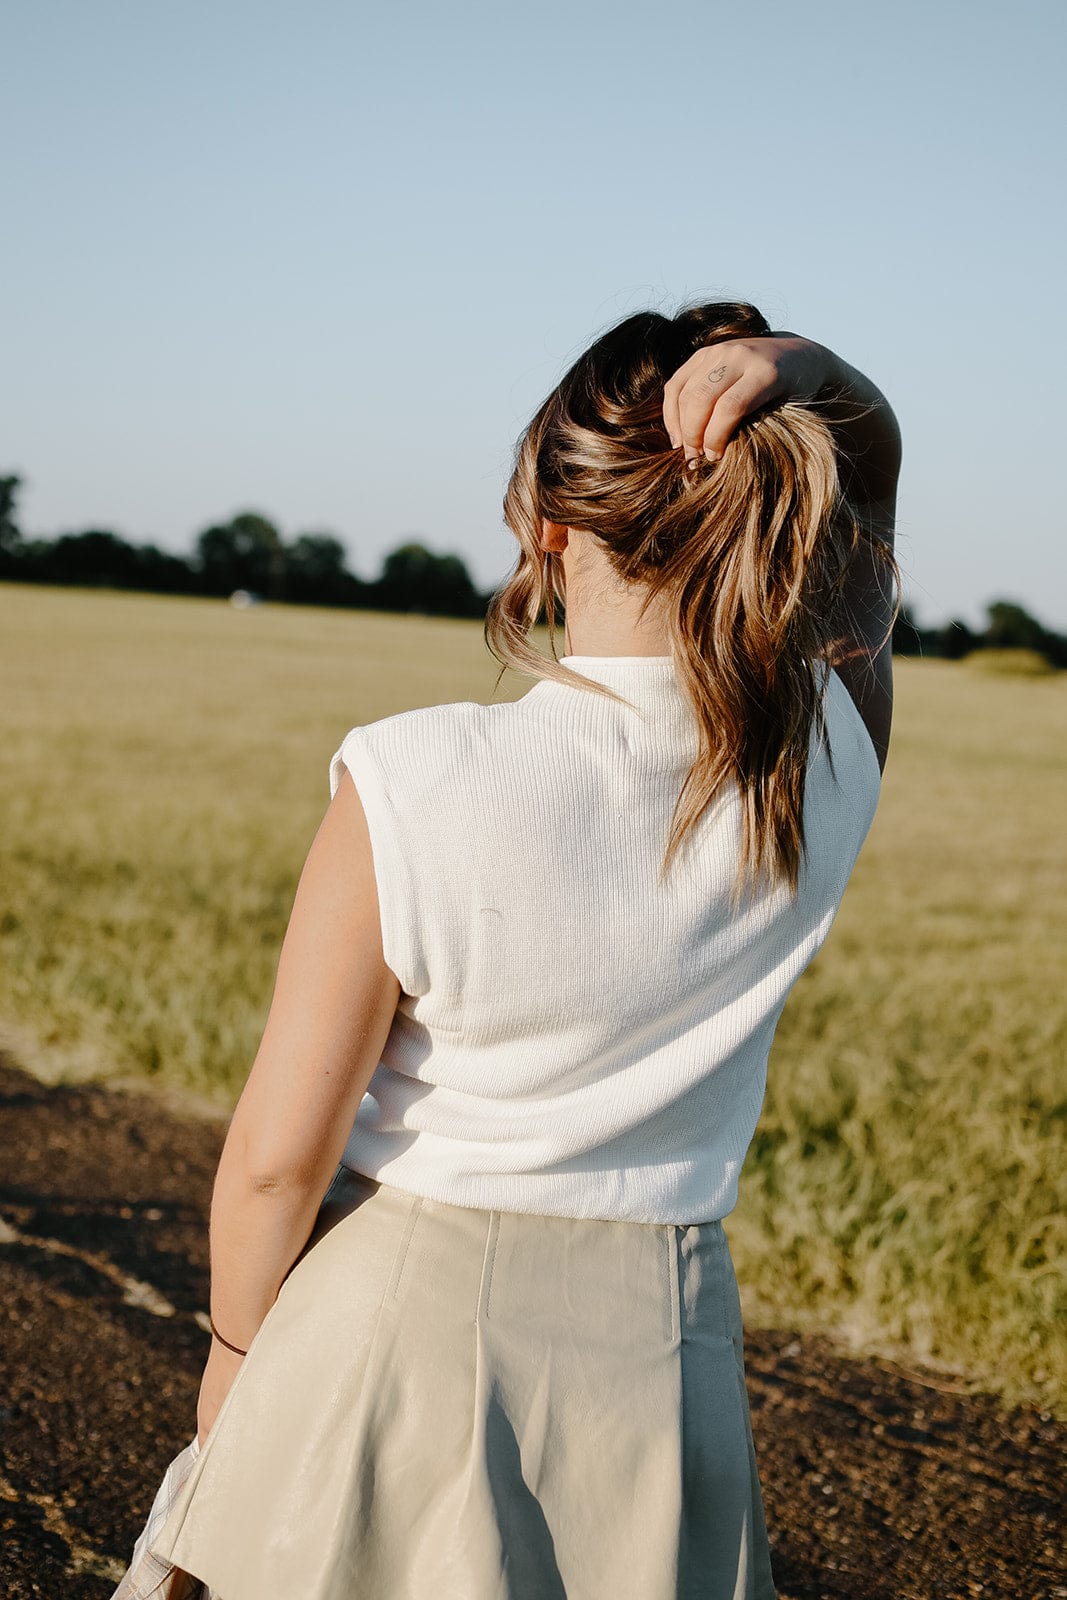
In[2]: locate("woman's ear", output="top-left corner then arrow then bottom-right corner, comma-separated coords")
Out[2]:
540,519 -> 569,553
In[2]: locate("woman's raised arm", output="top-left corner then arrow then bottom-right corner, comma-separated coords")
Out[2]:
662,332 -> 902,507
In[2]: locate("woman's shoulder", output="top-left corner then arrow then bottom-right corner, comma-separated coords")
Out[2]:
331,693 -> 537,790
339,693 -> 514,751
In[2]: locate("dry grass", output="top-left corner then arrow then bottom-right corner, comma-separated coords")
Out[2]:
3,581 -> 1064,1415
961,647 -> 1059,677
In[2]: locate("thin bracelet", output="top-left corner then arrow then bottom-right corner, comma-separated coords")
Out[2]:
209,1315 -> 249,1356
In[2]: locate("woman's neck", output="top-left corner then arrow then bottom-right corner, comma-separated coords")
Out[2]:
557,537 -> 673,658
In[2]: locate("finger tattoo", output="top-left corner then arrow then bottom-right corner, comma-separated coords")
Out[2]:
703,364 -> 727,385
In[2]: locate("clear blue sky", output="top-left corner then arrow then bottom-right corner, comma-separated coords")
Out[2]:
3,0 -> 1065,631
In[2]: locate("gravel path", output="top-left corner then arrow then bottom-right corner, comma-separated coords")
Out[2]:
0,1054 -> 1062,1600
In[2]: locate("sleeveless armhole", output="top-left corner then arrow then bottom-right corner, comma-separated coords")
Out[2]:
328,727 -> 421,997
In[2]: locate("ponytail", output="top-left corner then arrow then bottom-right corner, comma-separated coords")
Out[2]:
485,302 -> 899,909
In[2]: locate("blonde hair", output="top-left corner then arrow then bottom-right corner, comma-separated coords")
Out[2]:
484,301 -> 901,909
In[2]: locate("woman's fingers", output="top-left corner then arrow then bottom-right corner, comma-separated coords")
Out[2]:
675,372 -> 782,462
663,340 -> 787,461
698,375 -> 783,459
662,348 -> 732,451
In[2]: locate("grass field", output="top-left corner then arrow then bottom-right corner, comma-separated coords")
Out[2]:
3,580 -> 1064,1416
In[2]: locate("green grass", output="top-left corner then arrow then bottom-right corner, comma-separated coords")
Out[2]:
3,581 -> 1064,1416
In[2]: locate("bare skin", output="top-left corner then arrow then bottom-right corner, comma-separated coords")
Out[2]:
195,770 -> 401,1446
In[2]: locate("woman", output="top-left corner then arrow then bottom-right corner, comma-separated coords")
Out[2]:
112,300 -> 901,1600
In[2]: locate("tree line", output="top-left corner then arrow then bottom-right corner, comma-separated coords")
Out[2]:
2,472 -> 1064,666
891,600 -> 1067,668
0,475 -> 488,618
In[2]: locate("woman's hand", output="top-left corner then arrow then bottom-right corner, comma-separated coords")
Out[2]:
196,1340 -> 246,1449
662,334 -> 839,464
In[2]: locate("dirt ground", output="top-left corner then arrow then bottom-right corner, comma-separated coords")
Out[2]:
0,1051 -> 1062,1600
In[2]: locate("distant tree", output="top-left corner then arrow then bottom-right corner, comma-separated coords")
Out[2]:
936,618 -> 978,660
0,473 -> 23,574
983,600 -> 1048,653
374,541 -> 482,617
981,599 -> 1067,668
43,529 -> 144,587
130,542 -> 201,594
283,531 -> 373,607
1045,632 -> 1067,670
195,512 -> 286,600
287,532 -> 348,583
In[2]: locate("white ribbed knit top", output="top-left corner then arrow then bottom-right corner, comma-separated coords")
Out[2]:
328,654 -> 881,1224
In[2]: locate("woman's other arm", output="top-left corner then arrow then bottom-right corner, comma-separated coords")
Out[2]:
195,769 -> 401,1444
809,346 -> 902,507
793,339 -> 901,773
